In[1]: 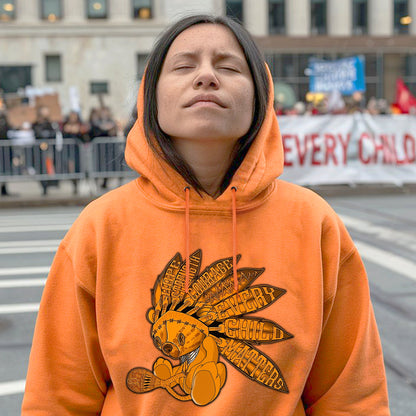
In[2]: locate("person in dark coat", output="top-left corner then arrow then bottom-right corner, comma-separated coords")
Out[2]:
32,106 -> 60,195
0,111 -> 11,196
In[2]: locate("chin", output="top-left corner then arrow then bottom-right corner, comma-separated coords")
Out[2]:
174,132 -> 240,142
172,126 -> 248,143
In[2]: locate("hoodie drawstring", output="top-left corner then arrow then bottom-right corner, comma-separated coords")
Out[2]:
231,187 -> 238,292
184,186 -> 190,293
184,186 -> 238,294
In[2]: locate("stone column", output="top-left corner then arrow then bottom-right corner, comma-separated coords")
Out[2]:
109,0 -> 130,22
244,0 -> 268,36
152,0 -> 164,21
410,0 -> 416,35
63,0 -> 85,22
328,0 -> 352,36
287,0 -> 310,36
369,0 -> 393,36
16,0 -> 38,22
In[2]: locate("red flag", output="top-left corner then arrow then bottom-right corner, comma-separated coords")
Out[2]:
394,78 -> 416,114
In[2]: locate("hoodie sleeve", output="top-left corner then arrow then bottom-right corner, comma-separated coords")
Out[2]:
302,218 -> 390,415
22,244 -> 109,415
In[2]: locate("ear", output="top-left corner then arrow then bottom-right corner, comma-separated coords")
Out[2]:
147,308 -> 156,323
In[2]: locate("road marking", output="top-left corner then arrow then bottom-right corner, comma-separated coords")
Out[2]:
0,246 -> 58,254
0,303 -> 40,314
0,224 -> 70,233
340,214 -> 416,251
0,213 -> 79,224
0,267 -> 49,276
355,240 -> 416,282
0,240 -> 60,248
0,278 -> 46,288
0,380 -> 25,397
0,219 -> 76,227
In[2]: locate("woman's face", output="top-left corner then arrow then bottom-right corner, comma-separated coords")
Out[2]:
156,24 -> 255,144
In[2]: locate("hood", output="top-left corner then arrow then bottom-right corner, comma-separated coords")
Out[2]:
125,66 -> 283,211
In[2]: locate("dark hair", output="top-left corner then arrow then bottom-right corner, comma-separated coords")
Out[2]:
143,15 -> 269,195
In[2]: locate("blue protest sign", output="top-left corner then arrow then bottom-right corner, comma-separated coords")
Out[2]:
308,55 -> 366,95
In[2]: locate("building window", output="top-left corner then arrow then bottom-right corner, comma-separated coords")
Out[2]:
394,0 -> 410,34
90,81 -> 109,94
405,55 -> 416,77
269,0 -> 285,34
137,53 -> 148,80
0,66 -> 31,93
404,54 -> 416,95
132,0 -> 152,19
311,0 -> 327,35
352,0 -> 367,35
87,0 -> 107,19
41,0 -> 62,21
226,0 -> 243,23
0,0 -> 15,21
45,55 -> 62,82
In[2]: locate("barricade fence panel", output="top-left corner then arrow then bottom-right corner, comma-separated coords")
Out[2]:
90,137 -> 136,178
0,137 -> 137,182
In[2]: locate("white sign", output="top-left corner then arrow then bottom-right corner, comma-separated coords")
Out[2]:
279,114 -> 416,185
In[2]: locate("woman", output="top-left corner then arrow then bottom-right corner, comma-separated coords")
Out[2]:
62,110 -> 90,142
22,15 -> 390,415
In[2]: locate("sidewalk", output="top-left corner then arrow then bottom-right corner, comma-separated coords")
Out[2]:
0,178 -> 128,208
1,179 -> 415,208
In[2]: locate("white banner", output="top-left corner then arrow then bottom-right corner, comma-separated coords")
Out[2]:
279,114 -> 416,185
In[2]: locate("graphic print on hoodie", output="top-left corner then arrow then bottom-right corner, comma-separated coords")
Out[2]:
126,249 -> 293,406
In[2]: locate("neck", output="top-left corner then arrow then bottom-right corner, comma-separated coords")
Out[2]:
172,138 -> 237,197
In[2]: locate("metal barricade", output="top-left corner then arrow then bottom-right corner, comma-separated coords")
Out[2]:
88,136 -> 136,179
0,138 -> 84,181
0,137 -> 137,186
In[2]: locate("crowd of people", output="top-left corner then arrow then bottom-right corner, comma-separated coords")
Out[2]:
275,78 -> 416,116
0,105 -> 119,144
275,91 -> 395,116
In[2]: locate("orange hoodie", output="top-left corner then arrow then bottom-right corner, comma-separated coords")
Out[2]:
22,71 -> 390,415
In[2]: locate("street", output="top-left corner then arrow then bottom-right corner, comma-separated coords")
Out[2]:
0,193 -> 415,415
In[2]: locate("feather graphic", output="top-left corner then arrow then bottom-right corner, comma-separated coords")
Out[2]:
170,249 -> 202,311
152,253 -> 182,320
210,317 -> 293,344
215,338 -> 290,393
198,285 -> 286,325
178,255 -> 241,312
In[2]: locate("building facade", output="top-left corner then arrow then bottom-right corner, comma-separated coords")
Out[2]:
0,0 -> 415,122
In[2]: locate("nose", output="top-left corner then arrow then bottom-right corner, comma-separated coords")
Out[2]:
161,342 -> 180,358
162,343 -> 173,354
193,65 -> 219,90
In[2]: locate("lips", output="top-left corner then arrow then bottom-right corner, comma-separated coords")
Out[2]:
185,94 -> 226,108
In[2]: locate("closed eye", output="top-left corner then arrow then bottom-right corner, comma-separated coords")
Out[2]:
218,66 -> 240,72
174,65 -> 195,71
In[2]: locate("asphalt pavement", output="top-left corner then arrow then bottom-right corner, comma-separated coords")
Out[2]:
0,181 -> 415,415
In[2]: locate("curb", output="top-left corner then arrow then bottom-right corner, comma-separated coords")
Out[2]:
0,195 -> 97,209
309,183 -> 416,198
